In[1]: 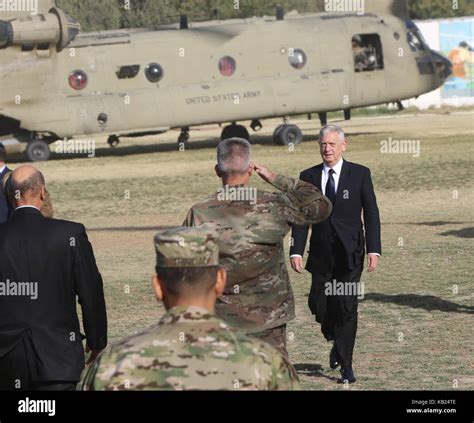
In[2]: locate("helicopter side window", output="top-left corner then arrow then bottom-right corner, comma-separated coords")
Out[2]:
116,65 -> 140,79
289,48 -> 307,69
145,63 -> 164,83
219,56 -> 236,77
352,33 -> 384,72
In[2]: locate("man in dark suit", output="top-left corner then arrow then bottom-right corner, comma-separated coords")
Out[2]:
0,143 -> 12,224
0,165 -> 107,391
290,125 -> 381,384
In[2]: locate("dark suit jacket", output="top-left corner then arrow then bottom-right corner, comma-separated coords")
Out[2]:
290,160 -> 381,274
0,166 -> 12,224
0,207 -> 107,382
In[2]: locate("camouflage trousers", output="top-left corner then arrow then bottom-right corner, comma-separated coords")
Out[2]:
251,324 -> 288,359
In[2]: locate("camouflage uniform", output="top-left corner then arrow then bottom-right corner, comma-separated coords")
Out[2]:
79,305 -> 300,391
353,45 -> 369,71
79,226 -> 300,391
183,175 -> 332,354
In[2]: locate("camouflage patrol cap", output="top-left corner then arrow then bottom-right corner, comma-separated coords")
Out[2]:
154,226 -> 219,268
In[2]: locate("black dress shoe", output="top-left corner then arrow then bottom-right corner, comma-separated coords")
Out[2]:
338,366 -> 356,384
329,344 -> 341,369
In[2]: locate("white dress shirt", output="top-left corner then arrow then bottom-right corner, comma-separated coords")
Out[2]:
321,158 -> 344,196
0,165 -> 6,175
15,205 -> 41,212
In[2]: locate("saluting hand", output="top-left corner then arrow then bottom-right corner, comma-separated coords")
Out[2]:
253,163 -> 276,184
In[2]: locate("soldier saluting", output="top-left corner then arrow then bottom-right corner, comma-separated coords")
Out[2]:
80,226 -> 299,390
183,138 -> 332,358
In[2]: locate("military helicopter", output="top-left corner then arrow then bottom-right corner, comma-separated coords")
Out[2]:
0,0 -> 452,161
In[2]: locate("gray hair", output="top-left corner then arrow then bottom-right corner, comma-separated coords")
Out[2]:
217,138 -> 251,175
319,125 -> 346,143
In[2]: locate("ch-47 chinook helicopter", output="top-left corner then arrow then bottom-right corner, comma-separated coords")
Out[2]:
0,0 -> 452,161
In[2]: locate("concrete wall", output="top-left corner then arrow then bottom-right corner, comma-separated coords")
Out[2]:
405,16 -> 474,109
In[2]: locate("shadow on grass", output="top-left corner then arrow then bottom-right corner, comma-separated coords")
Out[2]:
416,221 -> 471,227
347,221 -> 474,226
87,133 -> 316,156
364,293 -> 474,314
439,227 -> 474,239
8,134 -> 313,163
8,130 -> 387,163
88,226 -> 172,232
293,363 -> 340,382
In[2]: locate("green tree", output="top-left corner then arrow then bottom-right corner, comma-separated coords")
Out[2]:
409,0 -> 474,19
56,0 -> 474,31
118,0 -> 180,28
57,0 -> 121,31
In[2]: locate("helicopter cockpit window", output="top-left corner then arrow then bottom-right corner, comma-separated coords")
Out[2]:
289,48 -> 307,69
352,33 -> 384,72
407,30 -> 426,52
405,20 -> 427,53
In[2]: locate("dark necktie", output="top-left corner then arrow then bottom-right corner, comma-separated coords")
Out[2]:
325,169 -> 336,205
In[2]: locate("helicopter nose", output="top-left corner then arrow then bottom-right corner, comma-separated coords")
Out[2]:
431,50 -> 452,82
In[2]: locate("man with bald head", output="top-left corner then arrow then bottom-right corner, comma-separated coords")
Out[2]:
0,166 -> 107,391
290,125 -> 381,384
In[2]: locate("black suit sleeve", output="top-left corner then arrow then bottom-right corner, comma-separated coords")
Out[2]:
362,168 -> 381,255
73,225 -> 108,351
289,170 -> 312,257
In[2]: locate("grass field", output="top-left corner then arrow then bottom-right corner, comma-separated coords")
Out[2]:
11,112 -> 473,390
